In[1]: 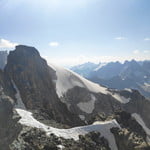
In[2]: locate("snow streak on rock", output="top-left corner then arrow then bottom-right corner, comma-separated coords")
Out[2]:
132,113 -> 150,143
12,80 -> 26,109
110,93 -> 131,104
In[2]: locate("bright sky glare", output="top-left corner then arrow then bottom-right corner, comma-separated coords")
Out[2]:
0,0 -> 150,66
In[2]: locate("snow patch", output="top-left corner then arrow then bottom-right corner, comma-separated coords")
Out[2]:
16,108 -> 120,150
144,82 -> 150,87
77,94 -> 96,114
124,88 -> 132,93
132,113 -> 150,143
79,115 -> 85,121
57,145 -> 65,150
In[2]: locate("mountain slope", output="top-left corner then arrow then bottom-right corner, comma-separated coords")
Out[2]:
5,45 -> 83,126
71,60 -> 150,98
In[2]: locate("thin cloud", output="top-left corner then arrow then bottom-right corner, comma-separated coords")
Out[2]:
49,42 -> 59,47
144,38 -> 150,41
143,50 -> 149,53
0,39 -> 18,48
133,50 -> 140,54
43,54 -> 150,67
114,37 -> 126,40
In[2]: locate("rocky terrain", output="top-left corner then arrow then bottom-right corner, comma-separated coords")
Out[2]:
0,45 -> 150,150
9,111 -> 150,150
0,87 -> 21,150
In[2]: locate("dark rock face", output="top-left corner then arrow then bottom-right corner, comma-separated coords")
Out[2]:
0,69 -> 21,150
0,90 -> 21,150
123,90 -> 150,129
114,111 -> 146,137
0,70 -> 16,99
5,45 -> 83,126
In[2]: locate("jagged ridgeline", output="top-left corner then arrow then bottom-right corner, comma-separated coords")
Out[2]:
0,45 -> 150,150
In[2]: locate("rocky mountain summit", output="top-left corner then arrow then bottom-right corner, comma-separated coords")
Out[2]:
0,45 -> 150,150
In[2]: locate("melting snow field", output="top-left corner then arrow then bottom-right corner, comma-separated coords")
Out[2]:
49,64 -> 108,97
49,64 -> 131,104
16,108 -> 120,150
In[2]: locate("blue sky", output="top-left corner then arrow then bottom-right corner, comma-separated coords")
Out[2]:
0,0 -> 150,66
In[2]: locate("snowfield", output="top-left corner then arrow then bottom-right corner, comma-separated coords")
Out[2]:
49,64 -> 131,104
49,63 -> 108,97
16,108 -> 120,150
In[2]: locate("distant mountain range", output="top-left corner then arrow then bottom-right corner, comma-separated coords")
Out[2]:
71,60 -> 150,98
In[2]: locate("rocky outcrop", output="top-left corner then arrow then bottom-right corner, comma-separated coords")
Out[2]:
123,90 -> 150,129
10,127 -> 111,150
5,45 -> 83,126
111,111 -> 150,150
0,70 -> 16,99
0,89 -> 21,150
111,128 -> 149,150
